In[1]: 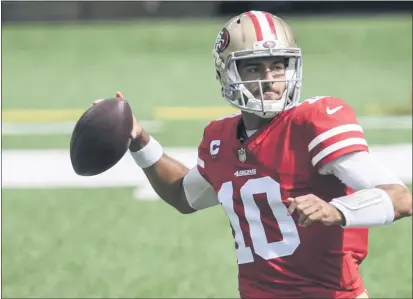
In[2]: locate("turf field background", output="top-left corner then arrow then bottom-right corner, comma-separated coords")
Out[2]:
2,15 -> 412,298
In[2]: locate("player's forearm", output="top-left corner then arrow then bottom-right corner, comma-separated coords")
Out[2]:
330,184 -> 412,227
129,131 -> 195,214
143,155 -> 195,214
324,152 -> 412,227
377,184 -> 413,220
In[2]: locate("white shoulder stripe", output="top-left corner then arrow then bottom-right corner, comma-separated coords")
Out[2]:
311,137 -> 368,166
308,124 -> 363,151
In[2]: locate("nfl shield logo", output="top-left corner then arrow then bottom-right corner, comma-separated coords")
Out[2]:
238,148 -> 247,162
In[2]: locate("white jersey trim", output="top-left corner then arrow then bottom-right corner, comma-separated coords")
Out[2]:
197,157 -> 205,169
312,137 -> 368,166
308,124 -> 363,151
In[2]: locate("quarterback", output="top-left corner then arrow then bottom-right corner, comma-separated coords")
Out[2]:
96,11 -> 412,299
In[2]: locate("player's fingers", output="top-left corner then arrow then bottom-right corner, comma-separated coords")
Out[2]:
301,209 -> 324,227
298,204 -> 321,226
116,91 -> 124,99
287,198 -> 297,215
130,130 -> 138,139
296,200 -> 316,212
92,99 -> 104,106
293,194 -> 316,205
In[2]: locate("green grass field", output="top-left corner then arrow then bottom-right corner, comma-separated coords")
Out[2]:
2,15 -> 412,298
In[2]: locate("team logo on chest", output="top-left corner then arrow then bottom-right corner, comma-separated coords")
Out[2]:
237,147 -> 247,162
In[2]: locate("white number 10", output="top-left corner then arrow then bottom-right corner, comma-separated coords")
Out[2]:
218,176 -> 301,264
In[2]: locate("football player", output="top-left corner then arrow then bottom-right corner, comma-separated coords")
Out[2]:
96,11 -> 412,299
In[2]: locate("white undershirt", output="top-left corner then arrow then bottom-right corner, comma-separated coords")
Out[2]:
183,151 -> 404,210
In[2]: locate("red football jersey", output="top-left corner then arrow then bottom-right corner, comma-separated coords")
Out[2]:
197,96 -> 370,299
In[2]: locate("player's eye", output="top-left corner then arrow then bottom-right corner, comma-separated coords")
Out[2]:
271,64 -> 285,74
245,65 -> 260,73
275,63 -> 285,70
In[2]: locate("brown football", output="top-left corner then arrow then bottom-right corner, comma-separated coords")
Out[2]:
70,98 -> 133,176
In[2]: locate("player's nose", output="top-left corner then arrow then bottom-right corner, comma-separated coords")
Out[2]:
263,69 -> 274,80
262,70 -> 275,91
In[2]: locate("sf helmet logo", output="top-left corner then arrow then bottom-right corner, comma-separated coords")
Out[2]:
263,40 -> 277,48
214,28 -> 230,54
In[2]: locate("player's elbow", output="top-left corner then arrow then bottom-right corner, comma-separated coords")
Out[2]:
173,200 -> 196,214
380,184 -> 413,219
161,195 -> 196,214
173,192 -> 197,215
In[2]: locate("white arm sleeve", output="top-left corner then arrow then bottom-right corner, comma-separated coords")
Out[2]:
182,166 -> 220,210
319,151 -> 405,191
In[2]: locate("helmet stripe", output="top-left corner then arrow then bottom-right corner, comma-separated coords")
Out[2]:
246,11 -> 263,41
264,12 -> 278,39
248,11 -> 278,41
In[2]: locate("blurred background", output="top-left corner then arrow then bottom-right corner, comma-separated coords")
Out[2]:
2,1 -> 412,298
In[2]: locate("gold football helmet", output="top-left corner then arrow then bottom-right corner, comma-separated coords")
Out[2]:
213,10 -> 302,118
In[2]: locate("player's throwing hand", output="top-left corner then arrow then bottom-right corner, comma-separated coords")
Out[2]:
93,92 -> 143,139
287,194 -> 345,227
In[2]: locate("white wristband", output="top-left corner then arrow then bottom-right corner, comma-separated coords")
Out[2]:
130,136 -> 163,168
330,188 -> 395,228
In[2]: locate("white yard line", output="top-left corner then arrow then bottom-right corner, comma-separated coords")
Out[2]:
1,120 -> 164,135
2,144 -> 412,201
2,147 -> 198,189
357,116 -> 412,130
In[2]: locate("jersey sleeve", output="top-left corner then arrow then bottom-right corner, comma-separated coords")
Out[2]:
196,125 -> 214,185
181,124 -> 220,211
306,97 -> 369,170
183,166 -> 219,210
319,151 -> 405,190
